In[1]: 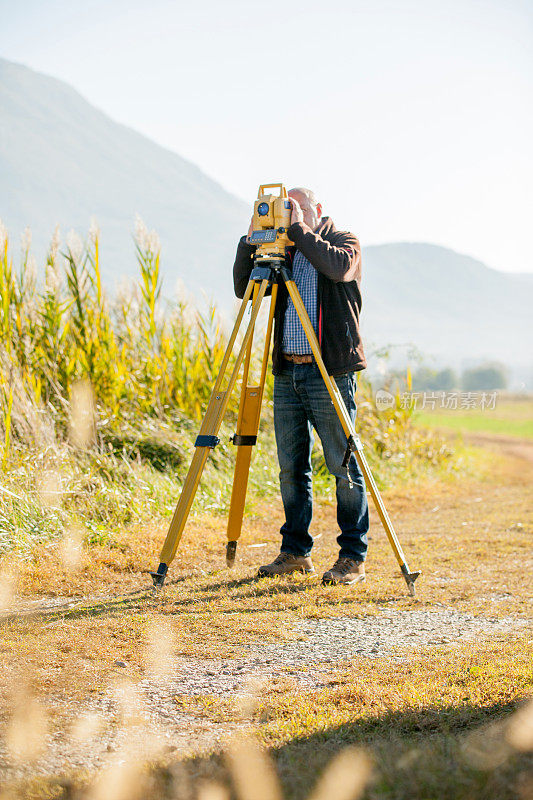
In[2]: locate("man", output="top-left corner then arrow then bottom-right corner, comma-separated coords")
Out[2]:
232,188 -> 369,586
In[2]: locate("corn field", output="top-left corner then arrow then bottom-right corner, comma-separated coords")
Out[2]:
0,218 -> 454,553
0,218 -> 234,456
0,217 -> 447,461
0,218 -> 251,550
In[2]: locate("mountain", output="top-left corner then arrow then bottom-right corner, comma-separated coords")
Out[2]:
361,243 -> 532,371
1,58 -> 531,380
0,57 -> 249,308
508,272 -> 533,286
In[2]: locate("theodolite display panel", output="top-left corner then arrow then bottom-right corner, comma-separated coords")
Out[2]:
249,230 -> 277,244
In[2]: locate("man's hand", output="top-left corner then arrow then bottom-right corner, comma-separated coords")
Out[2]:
290,196 -> 304,226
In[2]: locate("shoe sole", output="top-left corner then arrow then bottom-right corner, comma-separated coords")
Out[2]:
257,567 -> 315,577
322,575 -> 366,586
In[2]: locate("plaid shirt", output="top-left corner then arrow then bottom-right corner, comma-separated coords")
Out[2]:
282,249 -> 318,354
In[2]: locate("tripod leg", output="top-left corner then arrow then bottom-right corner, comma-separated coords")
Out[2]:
353,447 -> 420,594
282,273 -> 420,596
151,279 -> 270,587
226,284 -> 278,566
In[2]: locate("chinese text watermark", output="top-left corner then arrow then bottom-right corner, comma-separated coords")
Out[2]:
375,390 -> 499,412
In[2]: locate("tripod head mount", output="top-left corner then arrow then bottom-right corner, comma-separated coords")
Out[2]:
250,253 -> 290,285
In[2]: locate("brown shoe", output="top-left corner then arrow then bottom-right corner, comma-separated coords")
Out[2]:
257,552 -> 315,577
322,557 -> 365,586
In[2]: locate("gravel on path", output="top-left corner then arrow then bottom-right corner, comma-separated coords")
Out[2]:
0,607 -> 528,782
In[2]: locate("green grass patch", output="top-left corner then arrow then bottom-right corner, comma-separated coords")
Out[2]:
414,397 -> 533,440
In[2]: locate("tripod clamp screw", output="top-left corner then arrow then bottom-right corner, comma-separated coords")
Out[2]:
342,434 -> 364,468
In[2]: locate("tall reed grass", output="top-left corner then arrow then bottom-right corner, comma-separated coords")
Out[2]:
0,217 -> 230,440
0,219 -> 453,552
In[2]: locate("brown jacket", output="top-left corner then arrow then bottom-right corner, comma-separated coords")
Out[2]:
233,217 -> 366,376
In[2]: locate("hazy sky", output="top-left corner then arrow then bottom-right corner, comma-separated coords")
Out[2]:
1,0 -> 532,272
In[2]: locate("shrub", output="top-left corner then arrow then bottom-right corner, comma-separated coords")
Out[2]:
461,364 -> 507,391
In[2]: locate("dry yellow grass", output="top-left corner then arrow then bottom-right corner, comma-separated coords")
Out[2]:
5,436 -> 530,620
0,437 -> 531,799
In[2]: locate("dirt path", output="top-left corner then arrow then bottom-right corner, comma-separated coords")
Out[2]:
0,435 -> 531,785
1,608 -> 528,782
464,431 -> 533,464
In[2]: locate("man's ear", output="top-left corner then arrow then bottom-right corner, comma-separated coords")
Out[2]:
316,203 -> 323,218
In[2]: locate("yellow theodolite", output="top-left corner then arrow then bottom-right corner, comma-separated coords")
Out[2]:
248,183 -> 293,259
150,183 -> 420,596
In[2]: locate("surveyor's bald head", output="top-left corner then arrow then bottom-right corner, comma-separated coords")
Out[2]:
290,187 -> 318,206
288,187 -> 322,231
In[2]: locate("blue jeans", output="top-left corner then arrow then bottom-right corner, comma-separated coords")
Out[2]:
273,362 -> 369,561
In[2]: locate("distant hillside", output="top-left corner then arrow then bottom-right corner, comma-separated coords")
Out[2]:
508,272 -> 533,285
0,57 -> 249,308
361,243 -> 532,369
1,58 -> 532,378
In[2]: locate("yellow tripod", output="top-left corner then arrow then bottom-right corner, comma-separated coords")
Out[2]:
150,255 -> 420,596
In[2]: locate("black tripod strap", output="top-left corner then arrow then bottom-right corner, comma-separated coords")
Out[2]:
342,434 -> 363,467
231,434 -> 257,446
195,435 -> 220,448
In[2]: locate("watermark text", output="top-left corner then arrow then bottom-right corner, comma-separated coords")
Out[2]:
375,389 -> 499,411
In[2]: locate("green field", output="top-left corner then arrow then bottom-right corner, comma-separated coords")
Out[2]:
414,397 -> 533,440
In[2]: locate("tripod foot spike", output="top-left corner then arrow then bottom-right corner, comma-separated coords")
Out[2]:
150,562 -> 168,588
401,566 -> 421,597
226,541 -> 238,568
